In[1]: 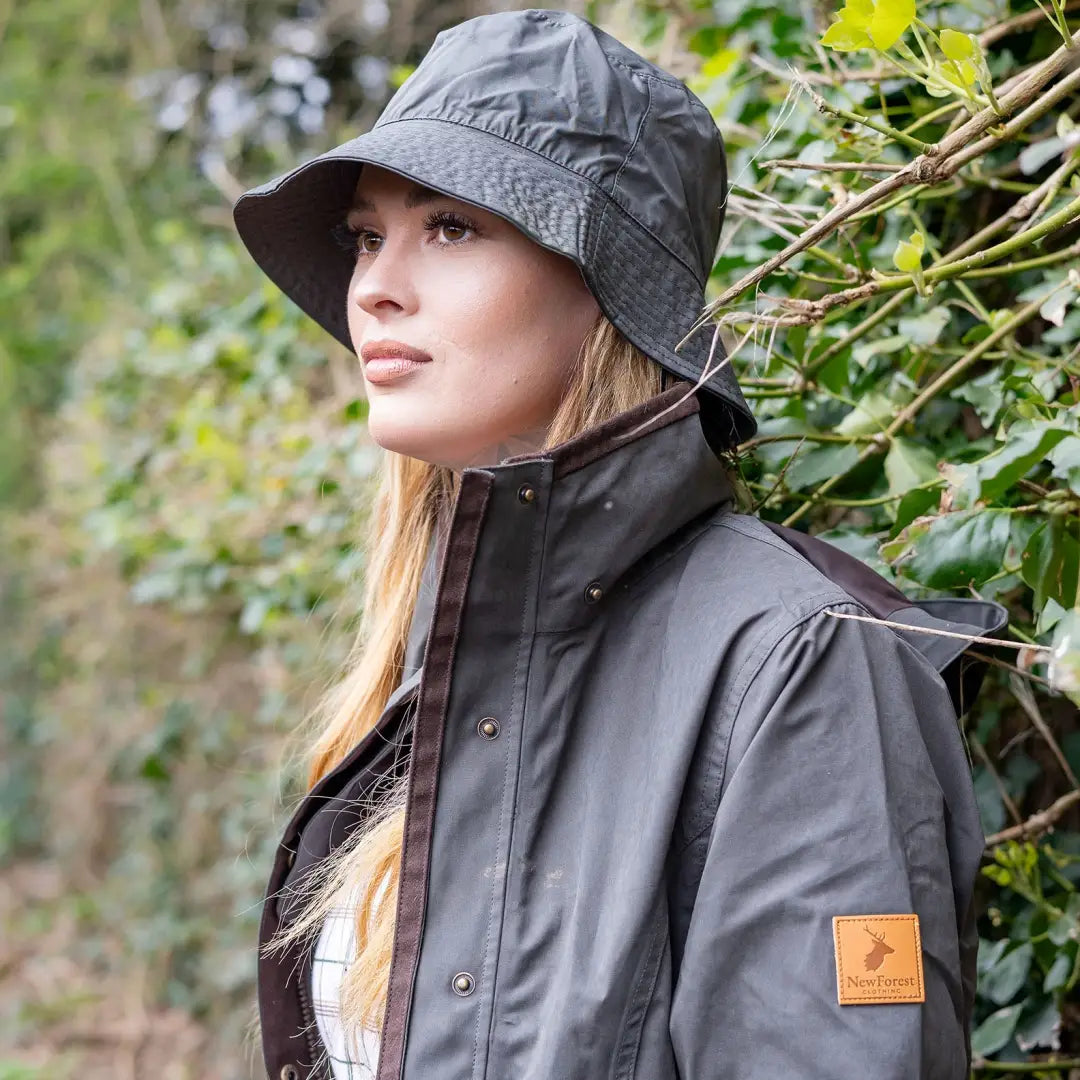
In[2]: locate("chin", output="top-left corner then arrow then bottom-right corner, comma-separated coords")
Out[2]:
366,415 -> 456,468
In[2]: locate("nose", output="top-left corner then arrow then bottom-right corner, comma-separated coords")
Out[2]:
350,237 -> 418,319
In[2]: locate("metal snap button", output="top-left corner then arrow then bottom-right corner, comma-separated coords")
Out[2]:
452,971 -> 476,996
280,1065 -> 299,1080
517,484 -> 536,504
584,582 -> 603,604
477,717 -> 500,739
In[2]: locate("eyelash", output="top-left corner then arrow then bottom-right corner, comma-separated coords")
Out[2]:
330,210 -> 480,258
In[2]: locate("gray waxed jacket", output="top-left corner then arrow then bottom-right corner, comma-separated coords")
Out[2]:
259,381 -> 1007,1080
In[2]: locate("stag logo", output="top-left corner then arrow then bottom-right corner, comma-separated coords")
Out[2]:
863,926 -> 895,971
833,913 -> 925,1005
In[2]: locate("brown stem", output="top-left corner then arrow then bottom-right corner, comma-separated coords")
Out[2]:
1009,674 -> 1080,789
983,789 -> 1080,846
972,738 -> 1026,829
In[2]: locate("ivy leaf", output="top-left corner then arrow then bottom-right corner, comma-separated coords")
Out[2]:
900,509 -> 1012,588
1048,435 -> 1080,494
1020,517 -> 1080,612
852,334 -> 908,368
940,57 -> 977,88
980,942 -> 1033,1006
898,306 -> 950,345
953,368 -> 1008,427
239,594 -> 272,634
1047,893 -> 1080,947
972,424 -> 1070,501
972,769 -> 1007,836
884,437 -> 939,496
1040,282 -> 1075,328
1044,951 -> 1072,993
1049,609 -> 1080,701
1015,997 -> 1062,1053
836,390 -> 896,436
1020,136 -> 1070,175
784,442 -> 860,491
971,1003 -> 1023,1058
822,0 -> 874,50
977,938 -> 1010,977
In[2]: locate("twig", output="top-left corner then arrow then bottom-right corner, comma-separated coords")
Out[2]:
968,648 -> 1053,689
750,435 -> 809,513
960,239 -> 1080,279
983,790 -> 1080,846
972,1058 -> 1080,1073
973,737 -> 1026,828
1010,674 -> 1080,788
980,0 -> 1080,46
772,192 -> 1080,311
685,26 -> 1080,331
792,69 -> 934,151
760,158 -> 905,173
822,609 -> 1044,653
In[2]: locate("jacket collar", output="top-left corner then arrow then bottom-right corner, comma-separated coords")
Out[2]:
404,379 -> 734,663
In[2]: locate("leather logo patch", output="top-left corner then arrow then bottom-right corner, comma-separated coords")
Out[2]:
833,914 -> 924,1004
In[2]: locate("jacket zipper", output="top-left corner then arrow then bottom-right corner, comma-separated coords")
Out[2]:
296,959 -> 329,1079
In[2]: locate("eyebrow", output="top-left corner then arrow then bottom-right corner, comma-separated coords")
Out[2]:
350,182 -> 449,213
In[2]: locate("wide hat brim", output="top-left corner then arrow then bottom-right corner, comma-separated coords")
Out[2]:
233,117 -> 757,448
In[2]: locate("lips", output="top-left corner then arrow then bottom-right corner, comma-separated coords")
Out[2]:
360,339 -> 433,365
359,338 -> 433,386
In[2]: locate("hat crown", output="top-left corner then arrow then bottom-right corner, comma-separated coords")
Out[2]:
374,9 -> 726,282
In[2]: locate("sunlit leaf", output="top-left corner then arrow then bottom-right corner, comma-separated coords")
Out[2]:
884,437 -> 939,496
822,16 -> 874,50
940,28 -> 977,60
869,0 -> 916,49
893,232 -> 925,274
836,390 -> 898,436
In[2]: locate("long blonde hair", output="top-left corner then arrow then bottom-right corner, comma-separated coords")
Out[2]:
264,313 -> 689,1060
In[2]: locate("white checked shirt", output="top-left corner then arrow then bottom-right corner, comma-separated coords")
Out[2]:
309,876 -> 389,1079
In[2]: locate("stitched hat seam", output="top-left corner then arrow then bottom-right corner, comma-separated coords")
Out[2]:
363,115 -> 705,284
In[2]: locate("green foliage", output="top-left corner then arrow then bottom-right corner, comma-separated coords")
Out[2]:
975,840 -> 1080,1058
51,224 -> 377,641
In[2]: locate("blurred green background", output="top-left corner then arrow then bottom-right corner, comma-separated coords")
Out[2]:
2,1 -> 1078,1076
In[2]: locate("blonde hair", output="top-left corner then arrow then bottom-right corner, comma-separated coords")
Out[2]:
264,313 -> 688,1062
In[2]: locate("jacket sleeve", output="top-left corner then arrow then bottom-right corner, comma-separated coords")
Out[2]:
668,599 -> 983,1080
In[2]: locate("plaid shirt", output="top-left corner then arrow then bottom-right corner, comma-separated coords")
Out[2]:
310,878 -> 388,1079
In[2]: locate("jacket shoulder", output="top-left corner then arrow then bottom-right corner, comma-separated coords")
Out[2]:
692,509 -> 863,623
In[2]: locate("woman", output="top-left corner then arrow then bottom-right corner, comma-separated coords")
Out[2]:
233,10 -> 1006,1080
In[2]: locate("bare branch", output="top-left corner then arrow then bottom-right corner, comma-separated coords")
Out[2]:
983,790 -> 1080,846
684,26 -> 1080,335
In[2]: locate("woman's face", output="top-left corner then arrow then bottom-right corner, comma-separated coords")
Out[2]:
343,165 -> 601,470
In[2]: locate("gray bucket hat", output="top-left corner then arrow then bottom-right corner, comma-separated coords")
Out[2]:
232,8 -> 757,448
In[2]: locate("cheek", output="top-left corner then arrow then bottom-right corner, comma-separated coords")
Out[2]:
430,250 -> 598,390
